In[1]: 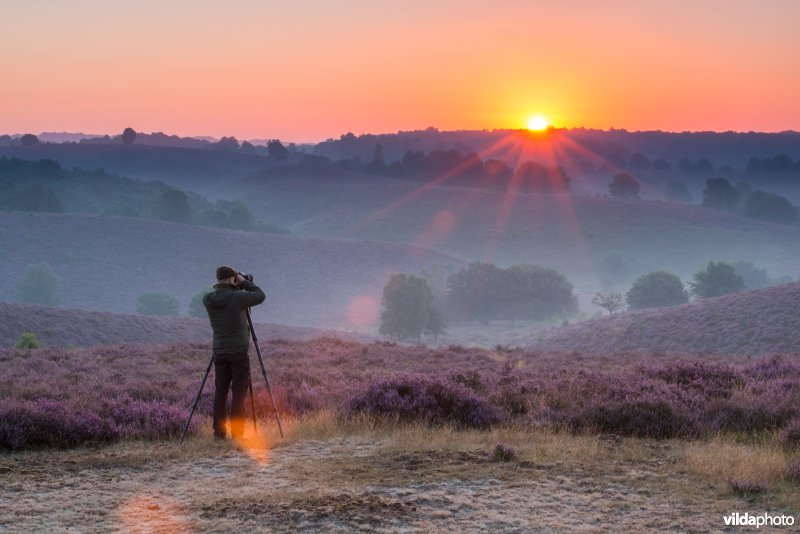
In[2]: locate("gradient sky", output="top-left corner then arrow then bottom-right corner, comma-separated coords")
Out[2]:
2,0 -> 798,141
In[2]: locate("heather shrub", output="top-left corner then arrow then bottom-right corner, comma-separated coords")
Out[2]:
491,443 -> 518,462
344,375 -> 505,429
15,332 -> 41,350
570,398 -> 690,439
785,460 -> 800,483
101,394 -> 188,440
778,418 -> 800,449
728,478 -> 767,495
700,395 -> 787,434
0,399 -> 118,450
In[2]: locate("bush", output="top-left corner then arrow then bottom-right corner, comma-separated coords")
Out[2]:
608,173 -> 640,199
344,375 -> 506,429
690,261 -> 745,299
491,443 -> 518,462
15,332 -> 41,350
16,263 -> 60,306
136,292 -> 180,316
0,399 -> 118,450
570,398 -> 690,439
626,271 -> 688,310
702,177 -> 740,211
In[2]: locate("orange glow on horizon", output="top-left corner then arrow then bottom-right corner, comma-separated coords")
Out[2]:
1,2 -> 798,140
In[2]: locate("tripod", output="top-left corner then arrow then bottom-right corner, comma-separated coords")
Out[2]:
180,308 -> 284,444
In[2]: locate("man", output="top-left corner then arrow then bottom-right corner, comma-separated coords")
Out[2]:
203,265 -> 266,440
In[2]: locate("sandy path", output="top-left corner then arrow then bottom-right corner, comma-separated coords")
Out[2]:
0,436 -> 768,533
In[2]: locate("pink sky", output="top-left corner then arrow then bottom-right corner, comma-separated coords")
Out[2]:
1,0 -> 798,142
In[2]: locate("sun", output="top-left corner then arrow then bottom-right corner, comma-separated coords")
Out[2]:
527,116 -> 549,131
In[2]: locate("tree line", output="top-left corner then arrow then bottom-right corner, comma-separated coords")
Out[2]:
379,262 -> 578,341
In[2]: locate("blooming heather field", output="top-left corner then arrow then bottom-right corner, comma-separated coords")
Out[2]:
2,338 -> 800,450
533,282 -> 800,355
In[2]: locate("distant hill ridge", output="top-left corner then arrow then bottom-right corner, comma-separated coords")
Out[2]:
531,282 -> 800,355
0,301 -> 358,349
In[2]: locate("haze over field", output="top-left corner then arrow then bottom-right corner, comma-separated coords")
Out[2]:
2,1 -> 800,531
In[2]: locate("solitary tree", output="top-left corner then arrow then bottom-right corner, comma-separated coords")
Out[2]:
690,261 -> 744,299
379,274 -> 433,341
121,127 -> 137,145
16,263 -> 60,305
136,292 -> 180,316
608,173 -> 640,199
626,271 -> 688,310
592,291 -> 624,315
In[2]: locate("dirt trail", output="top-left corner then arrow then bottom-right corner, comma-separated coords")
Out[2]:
0,436 -> 764,533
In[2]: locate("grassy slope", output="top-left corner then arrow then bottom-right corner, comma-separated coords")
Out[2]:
0,301 -> 364,348
0,212 -> 465,328
531,282 -> 800,355
235,172 -> 800,294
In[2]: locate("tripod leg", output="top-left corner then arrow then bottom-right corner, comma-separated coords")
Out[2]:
180,353 -> 215,445
246,309 -> 285,438
248,373 -> 257,432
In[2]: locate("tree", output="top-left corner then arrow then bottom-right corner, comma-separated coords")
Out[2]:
446,262 -> 507,323
592,291 -> 624,315
214,136 -> 239,151
702,177 -> 740,211
608,173 -> 640,199
735,181 -> 753,201
626,271 -> 688,310
732,261 -> 771,290
745,191 -> 798,224
16,332 -> 41,350
267,139 -> 289,161
628,153 -> 650,170
16,263 -> 60,305
515,161 -> 571,193
663,179 -> 692,203
20,134 -> 40,146
151,189 -> 192,223
136,292 -> 180,315
693,158 -> 714,172
652,158 -> 672,171
690,261 -> 745,299
379,274 -> 433,341
423,307 -> 446,342
121,127 -> 137,145
188,288 -> 212,317
503,264 -> 578,322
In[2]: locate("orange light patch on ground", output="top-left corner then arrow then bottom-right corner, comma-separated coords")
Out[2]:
117,494 -> 192,533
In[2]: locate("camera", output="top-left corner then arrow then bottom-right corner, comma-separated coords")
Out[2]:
237,271 -> 254,282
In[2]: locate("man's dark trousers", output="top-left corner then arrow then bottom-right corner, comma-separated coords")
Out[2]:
213,351 -> 250,439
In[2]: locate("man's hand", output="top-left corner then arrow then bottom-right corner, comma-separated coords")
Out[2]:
234,273 -> 245,286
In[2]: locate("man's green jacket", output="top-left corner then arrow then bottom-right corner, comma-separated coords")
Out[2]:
203,280 -> 266,354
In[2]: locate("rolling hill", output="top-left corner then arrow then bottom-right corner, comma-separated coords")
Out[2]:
530,282 -> 800,355
0,212 -> 466,329
234,171 -> 800,299
0,301 -> 356,348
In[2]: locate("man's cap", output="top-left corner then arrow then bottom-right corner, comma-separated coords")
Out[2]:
216,265 -> 237,280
